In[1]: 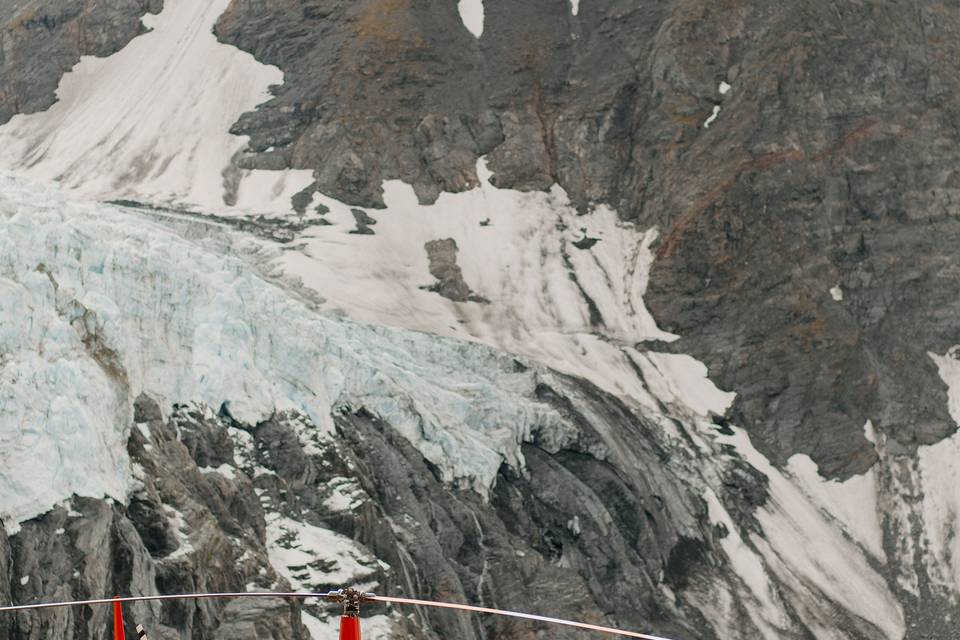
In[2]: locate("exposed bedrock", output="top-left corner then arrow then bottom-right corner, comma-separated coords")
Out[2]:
0,379 -> 779,640
644,1 -> 960,478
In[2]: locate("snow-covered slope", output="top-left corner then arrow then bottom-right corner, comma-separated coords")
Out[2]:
282,158 -> 680,413
0,0 -> 312,214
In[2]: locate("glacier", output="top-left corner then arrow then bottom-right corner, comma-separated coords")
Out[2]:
0,171 -> 584,528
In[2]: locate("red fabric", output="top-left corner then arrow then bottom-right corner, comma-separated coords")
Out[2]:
339,615 -> 361,640
113,598 -> 125,640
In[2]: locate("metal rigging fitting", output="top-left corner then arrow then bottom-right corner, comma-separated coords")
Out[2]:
322,588 -> 376,617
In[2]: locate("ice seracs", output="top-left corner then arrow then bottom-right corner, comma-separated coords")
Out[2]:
0,171 -> 584,525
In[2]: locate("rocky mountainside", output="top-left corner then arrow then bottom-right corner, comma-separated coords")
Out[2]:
1,1 -> 959,640
213,0 -> 960,482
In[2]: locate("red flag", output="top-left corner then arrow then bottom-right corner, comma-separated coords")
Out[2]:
339,615 -> 361,640
113,597 -> 125,640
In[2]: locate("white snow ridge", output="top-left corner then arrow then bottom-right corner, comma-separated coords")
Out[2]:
703,104 -> 721,128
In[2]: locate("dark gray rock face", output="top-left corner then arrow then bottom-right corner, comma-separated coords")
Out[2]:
214,598 -> 305,640
643,2 -> 960,479
349,208 -> 377,235
213,0 -> 493,208
246,377 -> 765,640
0,0 -> 162,125
0,527 -> 11,638
212,0 -> 673,211
214,0 -> 960,480
422,238 -> 487,303
0,397 -> 309,640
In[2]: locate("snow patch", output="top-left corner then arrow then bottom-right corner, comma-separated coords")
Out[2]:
323,477 -> 366,513
907,348 -> 960,595
267,513 -> 394,640
163,505 -> 194,559
201,464 -> 238,480
703,105 -> 721,128
914,429 -> 960,595
719,81 -> 732,95
785,452 -> 884,559
266,515 -> 380,590
280,158 -> 676,414
704,489 -> 788,638
457,0 -> 484,38
715,427 -> 904,639
636,351 -> 736,417
830,284 -> 843,301
570,0 -> 581,15
0,0 -> 313,214
930,346 -> 960,423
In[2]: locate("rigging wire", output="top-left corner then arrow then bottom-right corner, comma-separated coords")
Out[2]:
0,590 -> 678,640
0,592 -> 304,613
370,594 -> 677,640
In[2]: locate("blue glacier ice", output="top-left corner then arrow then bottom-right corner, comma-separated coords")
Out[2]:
0,172 -> 577,528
